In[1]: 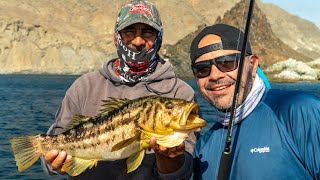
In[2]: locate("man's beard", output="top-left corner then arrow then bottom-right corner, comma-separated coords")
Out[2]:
202,69 -> 254,111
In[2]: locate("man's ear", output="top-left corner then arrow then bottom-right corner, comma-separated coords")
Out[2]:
250,54 -> 259,78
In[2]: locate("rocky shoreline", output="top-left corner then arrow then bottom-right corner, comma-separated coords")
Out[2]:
265,58 -> 320,82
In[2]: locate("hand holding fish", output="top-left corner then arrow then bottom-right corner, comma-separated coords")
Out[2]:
44,150 -> 72,174
149,137 -> 185,173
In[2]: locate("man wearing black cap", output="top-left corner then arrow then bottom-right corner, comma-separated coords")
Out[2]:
40,1 -> 195,179
191,24 -> 320,179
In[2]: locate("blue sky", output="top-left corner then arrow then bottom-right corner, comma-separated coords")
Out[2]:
261,0 -> 320,28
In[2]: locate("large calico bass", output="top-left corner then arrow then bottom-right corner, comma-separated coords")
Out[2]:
10,95 -> 206,176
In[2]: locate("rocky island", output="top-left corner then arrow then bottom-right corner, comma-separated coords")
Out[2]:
0,0 -> 319,82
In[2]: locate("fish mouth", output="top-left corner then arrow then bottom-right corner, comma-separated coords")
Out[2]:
178,103 -> 206,130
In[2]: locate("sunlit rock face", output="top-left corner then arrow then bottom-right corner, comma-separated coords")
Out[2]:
0,0 -> 228,75
258,1 -> 320,60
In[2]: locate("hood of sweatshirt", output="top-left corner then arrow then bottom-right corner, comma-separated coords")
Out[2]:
99,58 -> 178,94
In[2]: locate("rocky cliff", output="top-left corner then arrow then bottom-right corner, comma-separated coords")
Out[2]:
257,1 -> 320,60
0,0 -> 319,81
0,0 -> 117,74
0,0 -> 228,75
215,0 -> 312,67
164,0 -> 316,79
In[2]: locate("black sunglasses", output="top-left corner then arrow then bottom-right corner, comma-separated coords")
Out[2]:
192,53 -> 243,78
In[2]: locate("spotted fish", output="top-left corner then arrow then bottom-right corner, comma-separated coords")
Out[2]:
10,95 -> 206,176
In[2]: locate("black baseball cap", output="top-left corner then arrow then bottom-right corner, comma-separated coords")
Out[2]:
190,23 -> 252,64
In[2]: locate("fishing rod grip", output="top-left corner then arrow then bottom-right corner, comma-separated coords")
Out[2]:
217,152 -> 230,180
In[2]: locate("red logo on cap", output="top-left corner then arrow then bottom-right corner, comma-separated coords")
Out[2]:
129,3 -> 152,16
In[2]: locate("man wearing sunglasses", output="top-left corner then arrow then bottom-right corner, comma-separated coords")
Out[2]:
191,24 -> 320,179
40,1 -> 195,179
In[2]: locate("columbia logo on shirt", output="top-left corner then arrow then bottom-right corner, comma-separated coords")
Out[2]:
250,146 -> 270,153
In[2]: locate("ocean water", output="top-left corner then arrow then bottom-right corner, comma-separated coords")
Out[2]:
0,75 -> 319,180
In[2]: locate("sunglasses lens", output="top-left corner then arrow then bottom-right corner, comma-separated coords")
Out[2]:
215,55 -> 239,72
192,63 -> 211,78
192,53 -> 241,78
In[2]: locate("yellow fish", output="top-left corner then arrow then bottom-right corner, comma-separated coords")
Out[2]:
10,95 -> 206,176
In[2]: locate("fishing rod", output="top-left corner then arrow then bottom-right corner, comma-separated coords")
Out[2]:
217,0 -> 255,179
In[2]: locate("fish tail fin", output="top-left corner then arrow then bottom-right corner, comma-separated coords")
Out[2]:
10,135 -> 42,172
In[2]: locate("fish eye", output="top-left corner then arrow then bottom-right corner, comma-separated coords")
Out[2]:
166,102 -> 174,109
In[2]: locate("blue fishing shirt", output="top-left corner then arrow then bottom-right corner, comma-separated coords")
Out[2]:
194,89 -> 320,180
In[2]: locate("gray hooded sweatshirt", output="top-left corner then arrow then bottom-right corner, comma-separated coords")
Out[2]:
41,58 -> 196,180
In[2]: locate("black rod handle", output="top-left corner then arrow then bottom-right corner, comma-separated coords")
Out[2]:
217,152 -> 230,180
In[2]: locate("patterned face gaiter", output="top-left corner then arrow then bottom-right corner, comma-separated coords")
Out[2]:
114,31 -> 162,84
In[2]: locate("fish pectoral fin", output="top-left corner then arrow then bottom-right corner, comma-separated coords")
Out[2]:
62,157 -> 98,177
126,150 -> 145,173
111,133 -> 140,152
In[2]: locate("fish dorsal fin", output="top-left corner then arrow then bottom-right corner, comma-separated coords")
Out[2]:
62,157 -> 98,176
98,97 -> 130,116
111,133 -> 140,152
65,115 -> 92,131
127,150 -> 145,173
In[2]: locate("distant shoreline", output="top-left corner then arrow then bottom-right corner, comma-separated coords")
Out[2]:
1,73 -> 319,83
